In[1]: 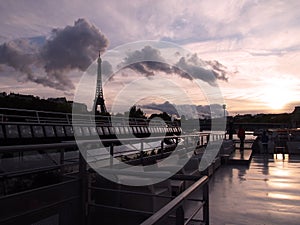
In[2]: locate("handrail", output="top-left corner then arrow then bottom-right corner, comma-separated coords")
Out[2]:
140,175 -> 209,225
0,107 -> 171,126
0,142 -> 77,153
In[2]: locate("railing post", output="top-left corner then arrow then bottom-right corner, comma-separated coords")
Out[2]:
203,182 -> 209,225
110,143 -> 114,167
36,111 -> 40,123
60,148 -> 65,175
79,151 -> 87,225
66,114 -> 70,124
185,136 -> 189,148
140,140 -> 144,165
160,140 -> 164,158
176,205 -> 184,225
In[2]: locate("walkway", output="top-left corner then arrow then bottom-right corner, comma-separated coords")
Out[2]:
209,154 -> 300,225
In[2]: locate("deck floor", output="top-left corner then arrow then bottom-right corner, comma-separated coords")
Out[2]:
229,150 -> 252,163
209,154 -> 300,225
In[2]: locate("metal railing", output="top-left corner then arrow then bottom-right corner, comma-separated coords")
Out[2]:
141,175 -> 209,225
0,107 -> 174,127
0,130 -> 224,225
0,142 -> 81,225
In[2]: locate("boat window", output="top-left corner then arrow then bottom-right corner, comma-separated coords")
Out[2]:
5,125 -> 19,138
0,126 -> 4,138
150,127 -> 155,133
82,127 -> 90,136
138,127 -> 143,133
32,126 -> 44,138
55,126 -> 65,137
140,127 -> 146,133
97,127 -> 103,135
108,127 -> 114,135
74,127 -> 83,136
144,127 -> 149,133
44,126 -> 55,137
124,126 -> 130,134
118,126 -> 124,134
114,126 -> 120,134
103,127 -> 110,135
132,126 -> 138,133
64,126 -> 74,136
20,125 -> 32,138
89,127 -> 97,136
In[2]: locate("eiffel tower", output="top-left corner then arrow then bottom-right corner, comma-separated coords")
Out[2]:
93,52 -> 108,115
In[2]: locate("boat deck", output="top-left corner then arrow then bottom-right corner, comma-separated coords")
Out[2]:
229,150 -> 253,165
209,154 -> 300,225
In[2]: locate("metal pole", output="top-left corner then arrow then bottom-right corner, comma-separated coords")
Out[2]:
160,140 -> 164,158
110,143 -> 114,167
60,148 -> 65,175
79,151 -> 87,225
203,182 -> 209,225
176,205 -> 184,225
36,111 -> 40,123
141,140 -> 144,165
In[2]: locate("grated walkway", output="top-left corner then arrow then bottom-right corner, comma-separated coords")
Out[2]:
209,154 -> 300,225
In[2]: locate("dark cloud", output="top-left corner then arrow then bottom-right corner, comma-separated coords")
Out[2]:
121,45 -> 169,77
119,46 -> 231,85
0,18 -> 108,91
0,41 -> 36,76
41,18 -> 108,73
205,60 -> 230,81
175,56 -> 216,84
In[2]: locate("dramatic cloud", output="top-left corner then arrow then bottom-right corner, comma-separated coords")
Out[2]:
0,40 -> 36,76
0,18 -> 109,91
121,46 -> 171,76
204,60 -> 231,81
120,46 -> 231,85
41,18 -> 108,74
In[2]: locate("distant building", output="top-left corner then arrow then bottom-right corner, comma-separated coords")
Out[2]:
8,93 -> 36,101
291,106 -> 300,128
69,101 -> 88,113
47,97 -> 67,103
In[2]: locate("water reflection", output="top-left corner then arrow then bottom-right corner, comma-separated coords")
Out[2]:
262,155 -> 269,175
210,155 -> 300,225
238,166 -> 247,182
274,153 -> 289,161
268,192 -> 300,201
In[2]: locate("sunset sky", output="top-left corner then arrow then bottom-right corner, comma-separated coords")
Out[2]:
1,0 -> 300,115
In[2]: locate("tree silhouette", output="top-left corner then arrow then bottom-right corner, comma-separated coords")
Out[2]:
129,105 -> 146,119
149,112 -> 171,122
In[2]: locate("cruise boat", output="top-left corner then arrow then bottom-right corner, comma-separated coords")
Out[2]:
0,107 -> 226,225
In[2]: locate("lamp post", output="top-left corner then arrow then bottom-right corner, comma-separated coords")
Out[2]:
222,104 -> 226,118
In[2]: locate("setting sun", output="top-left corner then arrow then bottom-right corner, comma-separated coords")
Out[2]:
261,78 -> 296,111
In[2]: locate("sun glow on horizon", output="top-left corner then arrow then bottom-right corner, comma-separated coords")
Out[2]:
260,78 -> 297,111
